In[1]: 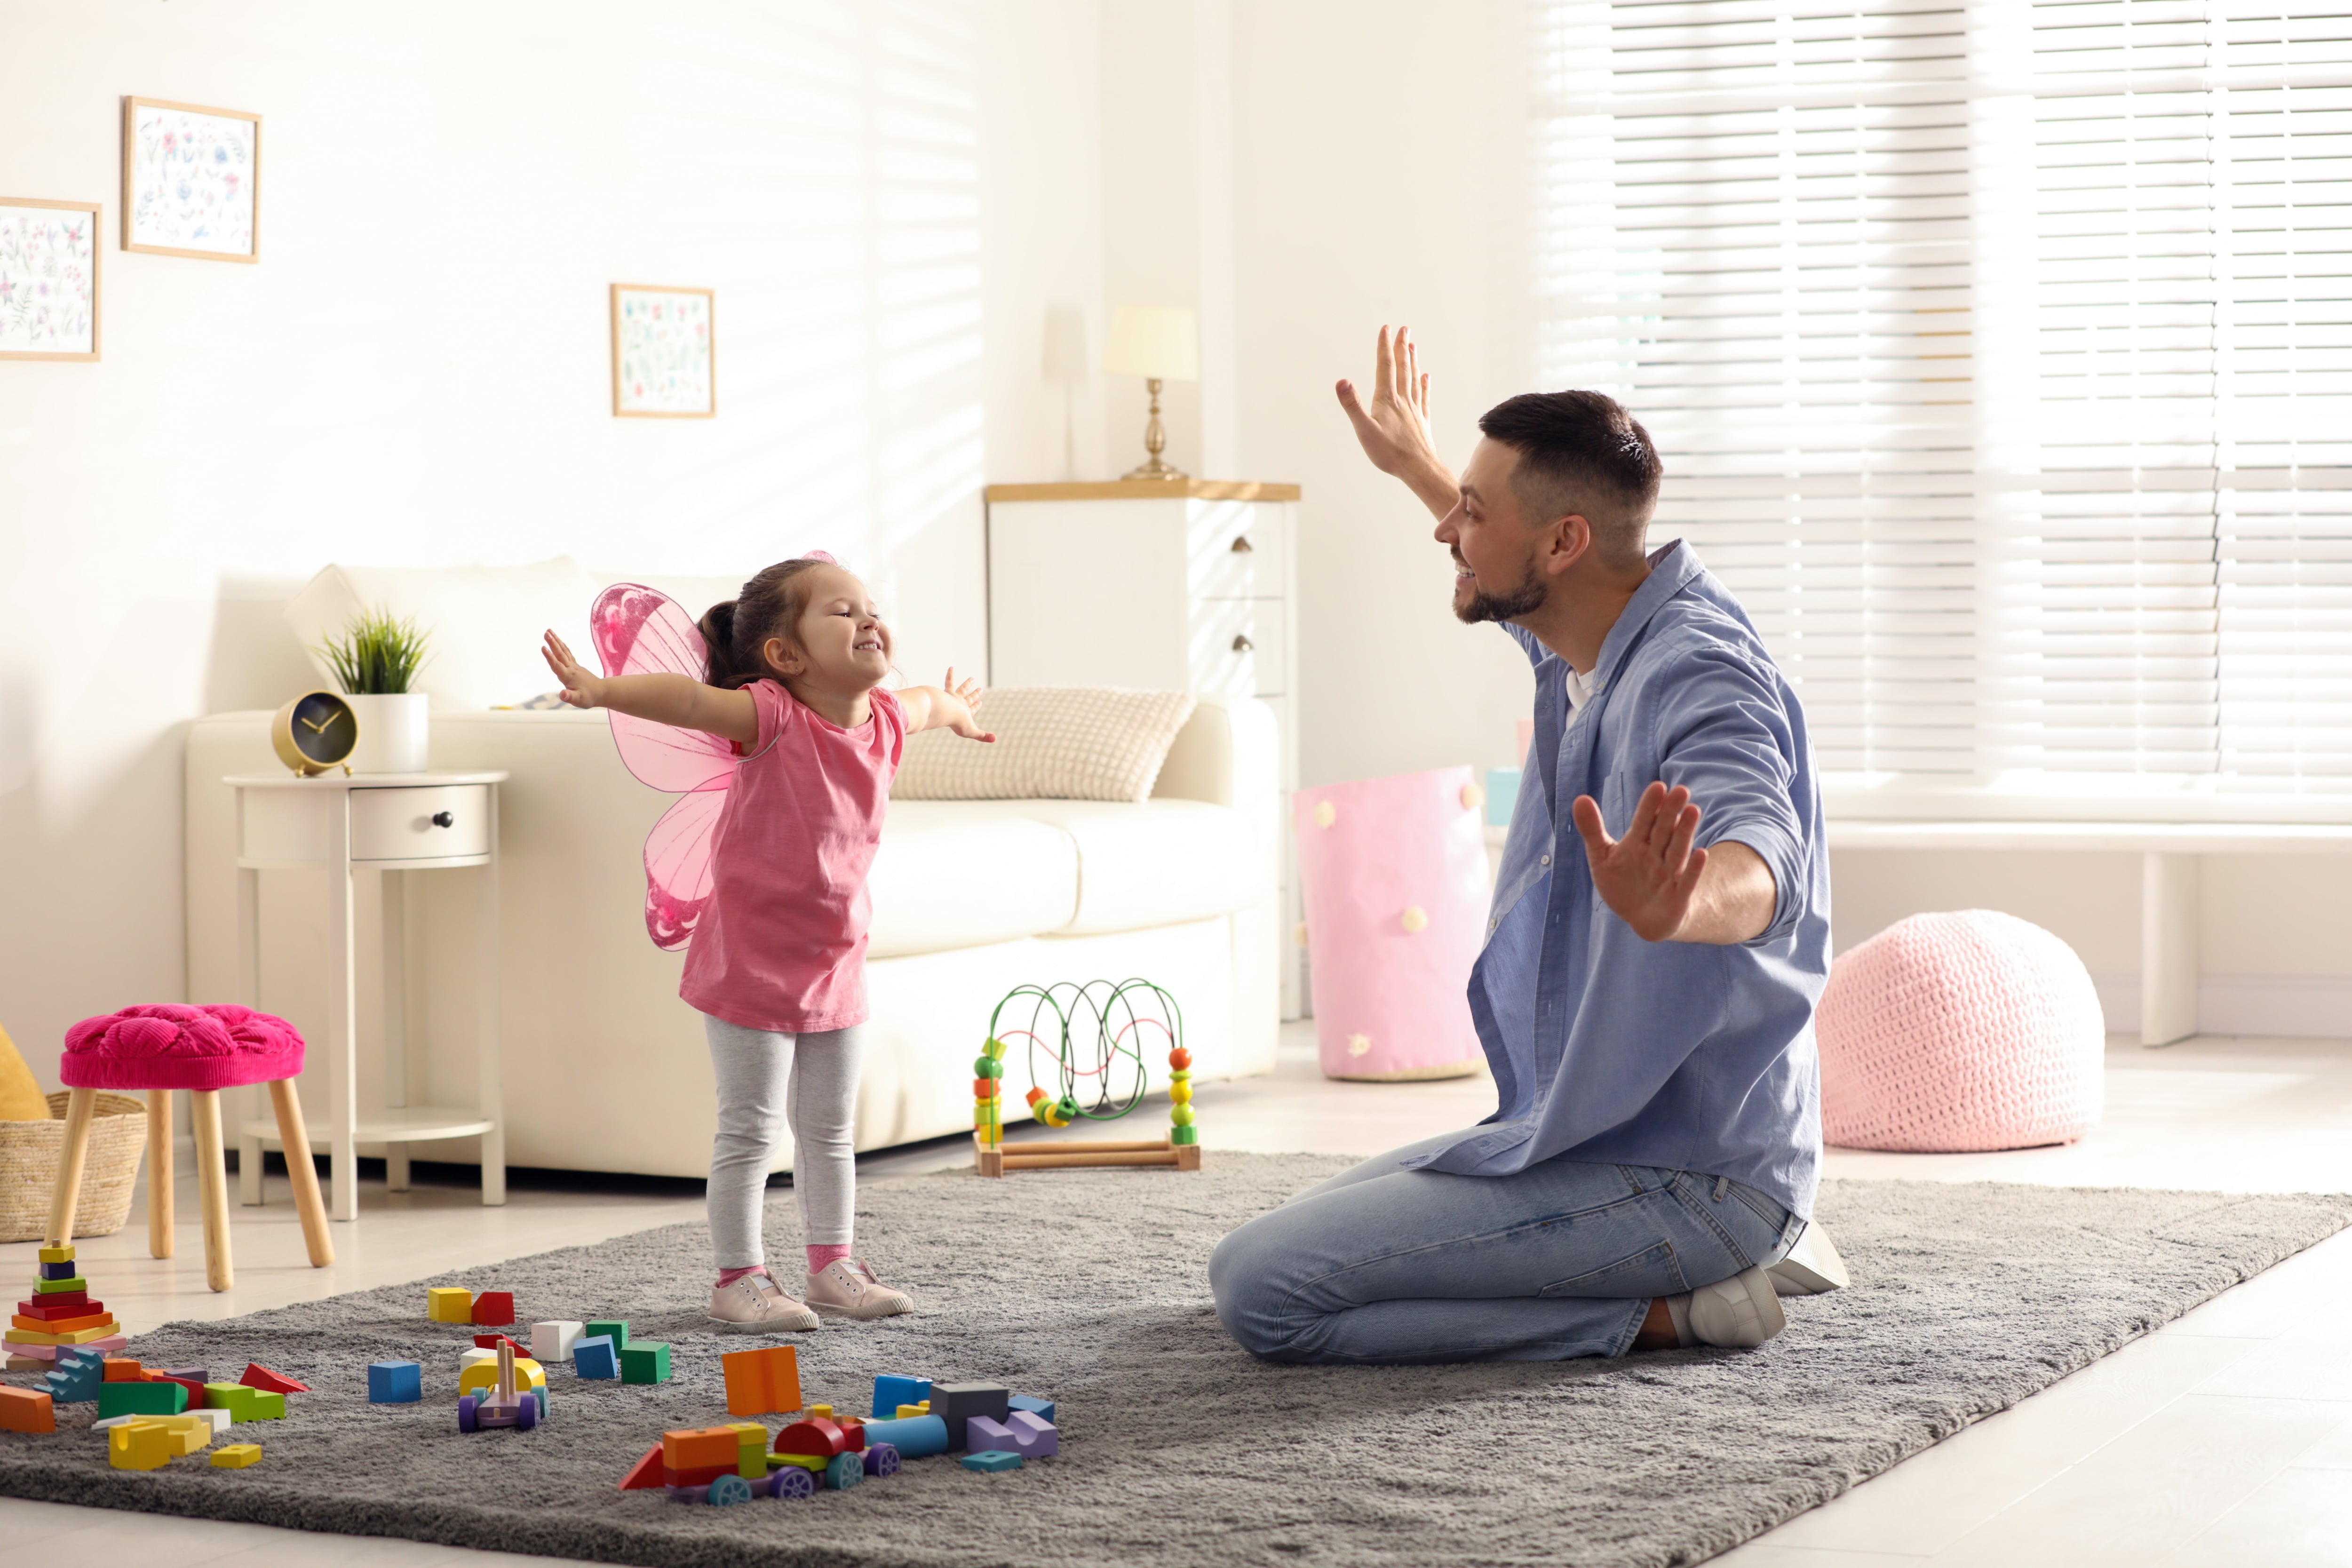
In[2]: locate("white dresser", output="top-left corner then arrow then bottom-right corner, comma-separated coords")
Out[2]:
985,479 -> 1303,1016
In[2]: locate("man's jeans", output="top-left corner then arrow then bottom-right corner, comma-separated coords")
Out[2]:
1210,1130 -> 1803,1364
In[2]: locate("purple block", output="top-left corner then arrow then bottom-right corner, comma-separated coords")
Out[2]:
965,1415 -> 1017,1454
1006,1409 -> 1059,1457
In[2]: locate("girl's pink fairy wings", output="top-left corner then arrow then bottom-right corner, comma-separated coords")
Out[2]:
588,584 -> 737,951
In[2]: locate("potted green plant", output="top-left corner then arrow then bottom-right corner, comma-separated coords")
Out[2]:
316,608 -> 432,773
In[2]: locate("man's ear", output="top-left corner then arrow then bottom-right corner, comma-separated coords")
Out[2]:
1542,514 -> 1594,577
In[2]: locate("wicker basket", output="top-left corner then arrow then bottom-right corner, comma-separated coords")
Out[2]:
0,1090 -> 148,1242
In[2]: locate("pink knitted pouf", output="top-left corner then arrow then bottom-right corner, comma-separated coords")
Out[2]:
60,1003 -> 305,1092
1817,910 -> 2105,1152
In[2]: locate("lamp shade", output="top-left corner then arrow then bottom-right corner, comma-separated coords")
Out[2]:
1103,305 -> 1199,381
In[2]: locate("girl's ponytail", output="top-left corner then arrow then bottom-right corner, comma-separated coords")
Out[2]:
699,600 -> 744,686
698,558 -> 828,689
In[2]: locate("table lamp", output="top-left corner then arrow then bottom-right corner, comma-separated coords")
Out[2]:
1103,304 -> 1199,481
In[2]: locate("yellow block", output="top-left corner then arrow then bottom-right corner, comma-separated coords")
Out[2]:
157,1413 -> 213,1455
109,1422 -> 175,1472
771,1451 -> 827,1472
896,1403 -> 929,1418
37,1244 -> 73,1266
731,1421 -> 769,1478
458,1358 -> 545,1396
210,1443 -> 263,1469
3,1324 -> 116,1346
427,1288 -> 473,1323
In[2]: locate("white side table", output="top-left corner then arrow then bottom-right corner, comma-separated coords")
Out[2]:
224,770 -> 509,1221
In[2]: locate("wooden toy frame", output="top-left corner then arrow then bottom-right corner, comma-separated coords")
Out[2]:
973,979 -> 1201,1176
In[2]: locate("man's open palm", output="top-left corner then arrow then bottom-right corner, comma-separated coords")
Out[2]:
1572,781 -> 1709,943
1335,324 -> 1439,478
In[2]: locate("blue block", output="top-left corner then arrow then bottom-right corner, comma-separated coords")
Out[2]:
1485,766 -> 1523,826
862,1413 -> 948,1459
38,1261 -> 76,1281
44,1346 -> 103,1404
368,1360 -> 422,1403
1009,1394 -> 1055,1425
573,1334 -> 619,1379
960,1449 -> 1022,1473
871,1374 -> 932,1420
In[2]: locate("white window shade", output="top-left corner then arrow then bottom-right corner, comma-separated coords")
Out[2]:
1536,0 -> 2352,790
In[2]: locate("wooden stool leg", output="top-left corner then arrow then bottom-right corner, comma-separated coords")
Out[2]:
267,1079 -> 334,1268
190,1090 -> 234,1292
146,1089 -> 174,1258
44,1087 -> 98,1247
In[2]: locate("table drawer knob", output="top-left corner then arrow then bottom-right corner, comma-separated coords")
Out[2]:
1231,634 -> 1254,653
431,811 -> 455,828
1230,534 -> 1254,553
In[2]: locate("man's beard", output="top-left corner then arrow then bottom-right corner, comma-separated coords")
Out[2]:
1455,558 -> 1548,625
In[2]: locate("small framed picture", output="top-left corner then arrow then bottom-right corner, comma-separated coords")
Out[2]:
611,284 -> 716,418
0,198 -> 101,361
122,96 -> 260,263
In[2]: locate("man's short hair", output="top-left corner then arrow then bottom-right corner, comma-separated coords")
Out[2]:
1477,390 -> 1663,571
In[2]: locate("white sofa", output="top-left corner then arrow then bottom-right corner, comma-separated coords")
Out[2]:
182,560 -> 1279,1179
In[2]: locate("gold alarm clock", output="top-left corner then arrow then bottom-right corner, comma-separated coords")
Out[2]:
272,690 -> 359,777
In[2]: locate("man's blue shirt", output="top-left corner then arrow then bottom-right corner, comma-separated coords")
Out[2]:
1399,540 -> 1830,1219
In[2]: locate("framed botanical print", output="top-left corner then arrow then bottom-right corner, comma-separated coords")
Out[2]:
122,96 -> 260,262
0,198 -> 101,360
611,284 -> 716,418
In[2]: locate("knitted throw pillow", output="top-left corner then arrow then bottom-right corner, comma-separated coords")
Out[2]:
891,688 -> 1198,803
1817,909 -> 2106,1153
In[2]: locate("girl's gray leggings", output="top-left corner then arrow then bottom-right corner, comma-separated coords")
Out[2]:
702,1014 -> 864,1271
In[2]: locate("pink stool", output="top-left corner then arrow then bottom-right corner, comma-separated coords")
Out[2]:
1818,910 -> 2106,1152
47,1004 -> 333,1290
1294,766 -> 1488,1082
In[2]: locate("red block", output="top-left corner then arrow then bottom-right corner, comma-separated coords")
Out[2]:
775,1415 -> 861,1458
240,1362 -> 310,1394
619,1443 -> 666,1491
470,1334 -> 527,1358
149,1371 -> 205,1405
663,1461 -> 737,1489
17,1295 -> 91,1318
469,1291 -> 515,1326
0,1386 -> 54,1434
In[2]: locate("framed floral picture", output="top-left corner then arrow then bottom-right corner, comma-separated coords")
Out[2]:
611,284 -> 716,418
0,198 -> 101,361
122,96 -> 260,262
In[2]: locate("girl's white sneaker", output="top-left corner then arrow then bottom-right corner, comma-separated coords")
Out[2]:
707,1272 -> 819,1331
804,1258 -> 914,1320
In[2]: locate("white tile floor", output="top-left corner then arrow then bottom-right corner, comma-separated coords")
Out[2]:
5,1023 -> 2352,1566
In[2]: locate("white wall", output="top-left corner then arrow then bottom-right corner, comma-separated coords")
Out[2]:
0,0 -> 1101,1088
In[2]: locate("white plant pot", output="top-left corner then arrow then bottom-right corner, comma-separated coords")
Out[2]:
348,693 -> 430,774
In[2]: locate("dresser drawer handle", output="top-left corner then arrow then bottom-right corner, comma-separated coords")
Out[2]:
1230,535 -> 1254,553
1231,635 -> 1254,653
431,811 -> 455,828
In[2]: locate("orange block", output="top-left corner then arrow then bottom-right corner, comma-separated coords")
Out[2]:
722,1344 -> 801,1417
103,1358 -> 145,1383
0,1386 -> 54,1433
661,1426 -> 742,1472
10,1313 -> 110,1336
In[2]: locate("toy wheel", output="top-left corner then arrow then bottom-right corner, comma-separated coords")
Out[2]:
863,1442 -> 900,1478
824,1451 -> 864,1490
456,1395 -> 478,1433
532,1385 -> 549,1421
707,1473 -> 752,1506
516,1391 -> 537,1431
773,1466 -> 816,1501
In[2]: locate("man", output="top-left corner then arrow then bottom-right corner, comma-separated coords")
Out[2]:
1208,328 -> 1831,1363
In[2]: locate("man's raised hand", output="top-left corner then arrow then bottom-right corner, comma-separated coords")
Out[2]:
1336,326 -> 1455,516
1571,781 -> 1709,943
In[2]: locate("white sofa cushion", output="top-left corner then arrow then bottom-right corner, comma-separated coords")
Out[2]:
898,798 -> 1260,939
894,688 -> 1198,803
286,559 -> 600,710
866,805 -> 1078,961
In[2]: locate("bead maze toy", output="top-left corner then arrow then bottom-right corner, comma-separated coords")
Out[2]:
972,979 -> 1201,1176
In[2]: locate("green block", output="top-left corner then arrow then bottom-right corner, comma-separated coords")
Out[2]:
32,1276 -> 87,1295
97,1380 -> 189,1418
1170,1124 -> 1198,1145
204,1383 -> 260,1419
619,1340 -> 670,1384
585,1318 -> 628,1349
247,1390 -> 286,1420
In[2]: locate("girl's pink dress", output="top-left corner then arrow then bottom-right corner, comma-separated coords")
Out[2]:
680,681 -> 906,1034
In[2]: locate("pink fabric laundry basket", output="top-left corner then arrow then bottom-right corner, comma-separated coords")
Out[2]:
1294,766 -> 1487,1082
1818,909 -> 2105,1152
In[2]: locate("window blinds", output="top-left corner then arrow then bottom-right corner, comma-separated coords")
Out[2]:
1535,0 -> 2352,787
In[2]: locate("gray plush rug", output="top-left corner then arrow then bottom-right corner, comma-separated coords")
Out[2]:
1,1154 -> 2348,1568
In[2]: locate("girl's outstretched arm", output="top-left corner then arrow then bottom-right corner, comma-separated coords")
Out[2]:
541,629 -> 759,745
896,668 -> 995,742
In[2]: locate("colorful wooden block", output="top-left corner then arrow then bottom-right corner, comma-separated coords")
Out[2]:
147,1371 -> 207,1406
427,1288 -> 473,1323
108,1421 -> 175,1471
368,1360 -> 422,1404
156,1413 -> 213,1455
730,1422 -> 771,1479
204,1383 -> 260,1419
469,1290 -> 516,1326
240,1362 -> 308,1395
36,1245 -> 72,1265
664,1426 -> 743,1472
1009,1394 -> 1056,1424
14,1297 -> 99,1321
585,1319 -> 628,1349
210,1444 -> 262,1469
959,1449 -> 1022,1472
531,1321 -> 584,1363
723,1344 -> 802,1417
572,1335 -> 619,1379
620,1341 -> 671,1385
930,1382 -> 1009,1451
618,1443 -> 665,1490
189,1408 -> 234,1440
871,1374 -> 931,1420
248,1391 -> 286,1420
860,1413 -> 948,1460
459,1358 -> 545,1396
32,1276 -> 87,1295
38,1261 -> 76,1281
97,1380 -> 189,1419
0,1386 -> 54,1433
42,1347 -> 103,1403
102,1358 -> 144,1382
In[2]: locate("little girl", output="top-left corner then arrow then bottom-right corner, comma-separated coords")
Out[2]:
540,557 -> 993,1329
